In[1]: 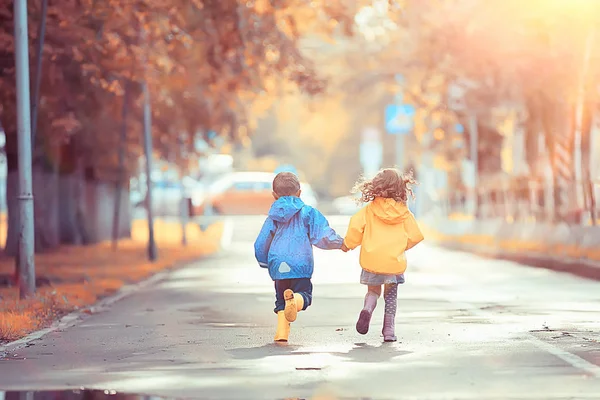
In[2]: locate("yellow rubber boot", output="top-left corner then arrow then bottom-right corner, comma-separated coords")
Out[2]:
274,311 -> 290,342
284,289 -> 305,322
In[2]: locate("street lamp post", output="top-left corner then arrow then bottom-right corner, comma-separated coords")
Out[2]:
142,81 -> 157,262
138,20 -> 157,262
14,0 -> 36,298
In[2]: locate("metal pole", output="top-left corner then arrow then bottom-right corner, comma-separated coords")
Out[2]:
112,82 -> 128,251
179,134 -> 188,246
31,0 -> 48,147
14,0 -> 36,298
180,189 -> 188,246
394,77 -> 406,169
589,113 -> 598,225
395,134 -> 405,169
468,114 -> 479,217
142,81 -> 157,261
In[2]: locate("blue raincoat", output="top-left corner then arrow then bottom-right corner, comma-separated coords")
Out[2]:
254,196 -> 343,280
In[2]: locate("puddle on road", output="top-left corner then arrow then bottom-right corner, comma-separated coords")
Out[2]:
0,389 -> 371,400
204,322 -> 258,328
0,389 -> 179,400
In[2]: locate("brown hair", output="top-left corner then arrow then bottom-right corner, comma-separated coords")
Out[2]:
273,172 -> 301,197
352,168 -> 417,204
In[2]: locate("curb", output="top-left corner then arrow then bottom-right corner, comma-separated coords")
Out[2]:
0,260 -> 187,358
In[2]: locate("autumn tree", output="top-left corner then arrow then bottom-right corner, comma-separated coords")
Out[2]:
0,0 -> 360,256
324,0 -> 600,219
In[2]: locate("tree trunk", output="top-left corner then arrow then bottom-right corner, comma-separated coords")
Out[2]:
73,155 -> 90,244
4,104 -> 61,258
5,171 -> 19,256
5,163 -> 60,256
581,100 -> 595,224
524,96 -> 541,176
58,149 -> 90,245
58,172 -> 82,244
34,163 -> 60,251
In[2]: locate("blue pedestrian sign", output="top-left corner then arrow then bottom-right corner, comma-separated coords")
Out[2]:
275,164 -> 298,175
385,104 -> 416,135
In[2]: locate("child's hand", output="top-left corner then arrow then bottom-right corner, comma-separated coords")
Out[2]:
341,243 -> 349,252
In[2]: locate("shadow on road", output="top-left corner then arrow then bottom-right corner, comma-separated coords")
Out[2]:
228,341 -> 412,363
345,342 -> 413,363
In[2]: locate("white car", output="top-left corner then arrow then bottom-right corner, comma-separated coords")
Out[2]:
332,194 -> 363,215
189,171 -> 319,215
301,183 -> 319,208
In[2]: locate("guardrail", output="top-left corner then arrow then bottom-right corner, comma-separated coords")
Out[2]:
437,178 -> 599,225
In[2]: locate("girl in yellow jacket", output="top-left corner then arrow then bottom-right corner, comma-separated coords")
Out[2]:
342,168 -> 424,342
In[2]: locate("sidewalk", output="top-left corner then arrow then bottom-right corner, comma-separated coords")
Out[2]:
420,216 -> 600,281
0,219 -> 223,343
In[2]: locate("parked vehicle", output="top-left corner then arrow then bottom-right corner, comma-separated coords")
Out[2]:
332,193 -> 363,215
190,171 -> 319,216
301,183 -> 319,208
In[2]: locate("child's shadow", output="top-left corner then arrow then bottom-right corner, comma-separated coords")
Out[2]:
228,342 -> 411,364
227,342 -> 345,360
345,342 -> 411,363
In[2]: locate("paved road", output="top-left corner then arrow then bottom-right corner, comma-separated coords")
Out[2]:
1,216 -> 600,399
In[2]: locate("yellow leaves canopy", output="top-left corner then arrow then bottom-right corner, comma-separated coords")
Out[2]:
0,0 -> 358,179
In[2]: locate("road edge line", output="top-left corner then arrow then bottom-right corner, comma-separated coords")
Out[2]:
447,297 -> 600,378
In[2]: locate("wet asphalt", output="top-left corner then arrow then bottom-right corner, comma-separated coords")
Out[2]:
1,216 -> 600,400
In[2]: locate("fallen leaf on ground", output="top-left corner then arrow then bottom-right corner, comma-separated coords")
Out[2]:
0,219 -> 223,342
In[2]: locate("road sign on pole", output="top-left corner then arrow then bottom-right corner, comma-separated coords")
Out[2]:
360,127 -> 383,178
14,0 -> 36,298
385,104 -> 415,135
385,103 -> 415,169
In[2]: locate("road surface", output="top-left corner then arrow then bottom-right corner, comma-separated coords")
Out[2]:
1,216 -> 599,399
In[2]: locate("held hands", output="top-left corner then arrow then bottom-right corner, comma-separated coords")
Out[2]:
341,243 -> 350,252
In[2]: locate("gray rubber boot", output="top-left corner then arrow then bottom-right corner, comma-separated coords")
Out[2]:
382,314 -> 397,342
356,292 -> 378,335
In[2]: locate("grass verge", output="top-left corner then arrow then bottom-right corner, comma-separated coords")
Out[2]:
0,219 -> 223,343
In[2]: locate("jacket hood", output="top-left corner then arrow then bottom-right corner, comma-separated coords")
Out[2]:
368,197 -> 410,224
268,196 -> 305,223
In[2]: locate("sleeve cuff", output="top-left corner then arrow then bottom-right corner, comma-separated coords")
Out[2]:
343,239 -> 354,250
258,262 -> 268,268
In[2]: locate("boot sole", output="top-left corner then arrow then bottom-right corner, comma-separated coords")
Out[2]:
356,309 -> 372,335
383,335 -> 397,342
283,289 -> 298,322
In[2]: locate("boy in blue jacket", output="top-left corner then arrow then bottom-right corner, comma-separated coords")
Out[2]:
254,172 -> 344,342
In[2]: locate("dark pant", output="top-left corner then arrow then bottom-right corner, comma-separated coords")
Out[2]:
274,278 -> 313,314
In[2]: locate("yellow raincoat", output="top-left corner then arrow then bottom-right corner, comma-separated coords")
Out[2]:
344,197 -> 424,275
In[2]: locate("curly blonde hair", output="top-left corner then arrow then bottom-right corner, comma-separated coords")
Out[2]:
352,168 -> 417,204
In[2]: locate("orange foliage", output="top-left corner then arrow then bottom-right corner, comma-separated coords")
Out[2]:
0,0 -> 359,181
0,219 -> 223,343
